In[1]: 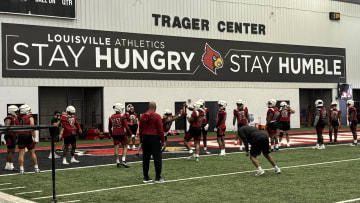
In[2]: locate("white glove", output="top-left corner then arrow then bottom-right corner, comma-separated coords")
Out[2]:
213,127 -> 217,132
204,124 -> 209,131
35,130 -> 39,143
131,134 -> 135,138
1,134 -> 6,145
233,126 -> 237,132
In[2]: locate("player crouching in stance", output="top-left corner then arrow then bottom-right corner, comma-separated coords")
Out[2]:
184,102 -> 203,161
347,100 -> 358,146
313,99 -> 327,149
197,99 -> 211,154
278,102 -> 295,148
17,104 -> 40,174
215,100 -> 227,156
109,103 -> 132,168
61,106 -> 83,164
238,126 -> 281,176
233,99 -> 249,151
266,99 -> 280,151
328,101 -> 341,145
3,105 -> 19,171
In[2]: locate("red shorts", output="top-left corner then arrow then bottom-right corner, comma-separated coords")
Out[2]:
113,134 -> 127,145
17,134 -> 35,150
5,134 -> 16,149
217,128 -> 226,137
184,127 -> 201,141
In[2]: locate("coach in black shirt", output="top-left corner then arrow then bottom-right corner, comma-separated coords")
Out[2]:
238,126 -> 281,176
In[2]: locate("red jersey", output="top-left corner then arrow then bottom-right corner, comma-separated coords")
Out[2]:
216,110 -> 227,129
190,110 -> 204,127
124,112 -> 138,126
162,116 -> 174,133
139,110 -> 164,142
315,107 -> 327,120
279,107 -> 291,122
201,108 -> 209,125
4,115 -> 19,136
109,113 -> 132,136
61,115 -> 81,138
18,114 -> 33,135
329,108 -> 341,121
267,107 -> 279,123
348,107 -> 357,121
233,107 -> 248,125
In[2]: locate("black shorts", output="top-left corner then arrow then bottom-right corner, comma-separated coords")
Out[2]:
317,119 -> 327,129
112,134 -> 127,145
279,121 -> 290,131
217,128 -> 226,137
64,135 -> 77,145
129,125 -> 138,135
184,126 -> 201,141
18,134 -> 35,150
330,120 -> 339,127
250,136 -> 270,157
267,122 -> 277,135
350,120 -> 358,131
4,134 -> 16,149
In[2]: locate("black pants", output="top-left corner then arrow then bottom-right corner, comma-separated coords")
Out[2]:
142,134 -> 162,180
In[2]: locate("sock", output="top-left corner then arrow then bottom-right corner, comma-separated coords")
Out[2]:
10,163 -> 14,169
275,144 -> 278,148
258,166 -> 263,171
274,165 -> 279,170
116,159 -> 120,164
34,165 -> 38,169
195,154 -> 199,158
189,149 -> 193,154
20,166 -> 24,171
71,156 -> 75,160
204,147 -> 207,151
354,140 -> 358,144
271,145 -> 274,150
122,156 -> 126,162
5,162 -> 9,168
132,145 -> 135,148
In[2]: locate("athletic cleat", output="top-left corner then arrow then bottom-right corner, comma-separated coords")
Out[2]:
20,170 -> 25,175
350,143 -> 357,147
121,162 -> 130,168
275,168 -> 281,174
34,168 -> 40,173
195,157 -> 199,162
117,163 -> 121,168
4,165 -> 9,170
49,154 -> 61,159
143,178 -> 153,184
204,150 -> 211,155
70,158 -> 80,163
62,159 -> 69,165
319,144 -> 325,150
187,153 -> 194,159
287,144 -> 291,148
255,169 -> 265,176
9,167 -> 18,171
155,178 -> 166,183
275,148 -> 279,152
312,145 -> 320,149
132,145 -> 136,150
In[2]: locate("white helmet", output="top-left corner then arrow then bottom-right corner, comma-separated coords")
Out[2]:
163,109 -> 172,115
315,99 -> 324,107
66,105 -> 76,114
193,102 -> 202,111
19,104 -> 31,114
126,104 -> 134,112
113,103 -> 124,113
267,99 -> 276,108
218,100 -> 227,110
347,99 -> 354,107
280,101 -> 287,107
8,105 -> 19,116
331,101 -> 338,106
236,99 -> 243,105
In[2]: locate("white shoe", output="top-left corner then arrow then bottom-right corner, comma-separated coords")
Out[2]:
275,168 -> 281,174
34,168 -> 40,173
49,153 -> 61,159
4,165 -> 9,170
255,169 -> 265,176
71,158 -> 80,163
234,141 -> 238,145
132,145 -> 136,150
287,143 -> 291,148
20,170 -> 25,175
127,145 -> 130,150
312,144 -> 319,149
187,153 -> 194,159
319,144 -> 325,150
239,147 -> 243,152
62,159 -> 69,165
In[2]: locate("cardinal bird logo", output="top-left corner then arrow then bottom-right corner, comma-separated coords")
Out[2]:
201,43 -> 224,75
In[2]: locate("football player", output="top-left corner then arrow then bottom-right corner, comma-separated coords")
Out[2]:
266,99 -> 280,151
233,99 -> 249,151
17,104 -> 40,174
162,106 -> 185,142
197,99 -> 211,154
3,105 -> 19,171
109,103 -> 133,168
215,100 -> 227,156
124,104 -> 138,150
184,102 -> 204,161
313,99 -> 327,149
328,101 -> 341,144
347,100 -> 358,146
278,102 -> 295,148
61,105 -> 83,164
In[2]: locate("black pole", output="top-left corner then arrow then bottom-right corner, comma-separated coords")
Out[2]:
50,127 -> 57,203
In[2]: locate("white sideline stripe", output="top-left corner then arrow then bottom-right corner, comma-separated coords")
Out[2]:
0,143 -> 353,177
335,197 -> 360,203
0,191 -> 36,203
0,183 -> 12,186
59,200 -> 81,203
15,190 -> 42,195
32,157 -> 360,200
0,187 -> 26,191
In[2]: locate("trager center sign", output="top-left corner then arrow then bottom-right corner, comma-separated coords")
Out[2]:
2,23 -> 346,83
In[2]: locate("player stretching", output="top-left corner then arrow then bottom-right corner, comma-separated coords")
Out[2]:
278,102 -> 295,148
328,102 -> 341,145
266,99 -> 279,151
347,100 -> 358,146
184,102 -> 203,161
215,100 -> 227,156
233,99 -> 249,151
313,99 -> 327,149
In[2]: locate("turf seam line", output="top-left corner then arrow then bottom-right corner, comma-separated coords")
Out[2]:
32,157 -> 360,200
15,191 -> 43,195
0,186 -> 26,191
334,197 -> 360,203
0,183 -> 12,186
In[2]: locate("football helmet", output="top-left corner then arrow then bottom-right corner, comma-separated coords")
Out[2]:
236,99 -> 244,108
8,105 -> 19,116
193,102 -> 202,111
347,99 -> 354,107
66,105 -> 76,114
330,101 -> 337,106
218,100 -> 227,110
280,101 -> 287,107
113,103 -> 124,113
19,104 -> 31,115
164,109 -> 172,115
315,99 -> 324,107
126,104 -> 134,112
267,99 -> 276,108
